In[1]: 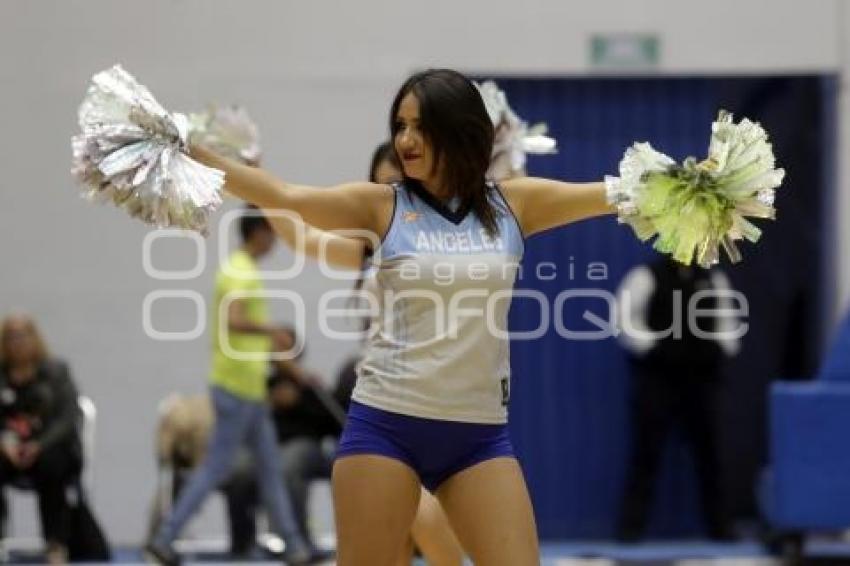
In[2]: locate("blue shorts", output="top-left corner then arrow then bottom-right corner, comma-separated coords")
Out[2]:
335,401 -> 515,492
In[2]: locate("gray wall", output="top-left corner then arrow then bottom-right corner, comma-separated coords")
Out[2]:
0,0 -> 845,544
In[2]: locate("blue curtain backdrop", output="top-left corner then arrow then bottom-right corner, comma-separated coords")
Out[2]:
481,76 -> 835,539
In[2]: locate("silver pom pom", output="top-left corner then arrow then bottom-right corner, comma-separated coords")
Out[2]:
189,104 -> 262,164
475,80 -> 558,181
72,65 -> 224,234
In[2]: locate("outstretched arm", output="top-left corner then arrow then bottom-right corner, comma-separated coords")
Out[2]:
500,177 -> 615,237
265,214 -> 369,271
189,145 -> 393,235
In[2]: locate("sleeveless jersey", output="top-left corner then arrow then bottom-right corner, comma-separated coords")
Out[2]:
352,180 -> 524,423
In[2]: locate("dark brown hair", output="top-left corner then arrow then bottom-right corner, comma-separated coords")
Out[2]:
239,204 -> 272,242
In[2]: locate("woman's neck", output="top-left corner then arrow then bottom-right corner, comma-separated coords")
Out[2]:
420,177 -> 453,202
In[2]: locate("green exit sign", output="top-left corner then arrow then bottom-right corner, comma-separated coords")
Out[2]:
590,33 -> 660,68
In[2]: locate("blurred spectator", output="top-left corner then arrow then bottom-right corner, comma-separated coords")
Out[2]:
616,257 -> 742,541
0,314 -> 82,564
145,393 -> 213,544
146,206 -> 317,566
225,327 -> 343,556
146,328 -> 339,561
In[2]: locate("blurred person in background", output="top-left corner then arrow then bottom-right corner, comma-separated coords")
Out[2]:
616,257 -> 742,541
225,326 -> 343,558
145,392 -> 213,546
0,314 -> 82,564
145,207 -> 321,566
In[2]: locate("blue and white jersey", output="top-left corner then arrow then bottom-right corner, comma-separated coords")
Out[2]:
353,180 -> 525,424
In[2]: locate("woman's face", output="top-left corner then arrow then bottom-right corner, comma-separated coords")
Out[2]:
394,93 -> 436,183
2,317 -> 39,367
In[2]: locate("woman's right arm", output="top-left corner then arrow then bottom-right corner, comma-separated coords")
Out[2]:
189,145 -> 393,236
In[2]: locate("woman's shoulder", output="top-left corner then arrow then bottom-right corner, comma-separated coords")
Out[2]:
343,181 -> 397,229
490,177 -> 524,207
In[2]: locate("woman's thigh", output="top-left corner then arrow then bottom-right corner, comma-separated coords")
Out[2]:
332,454 -> 421,566
436,457 -> 538,566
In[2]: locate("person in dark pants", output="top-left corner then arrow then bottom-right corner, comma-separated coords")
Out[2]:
616,257 -> 742,541
0,314 -> 82,564
225,327 -> 343,557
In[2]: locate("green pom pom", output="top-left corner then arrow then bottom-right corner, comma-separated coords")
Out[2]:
607,111 -> 784,267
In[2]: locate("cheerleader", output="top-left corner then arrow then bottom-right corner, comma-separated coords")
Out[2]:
189,68 -> 613,566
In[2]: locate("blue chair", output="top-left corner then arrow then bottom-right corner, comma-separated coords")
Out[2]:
762,312 -> 850,561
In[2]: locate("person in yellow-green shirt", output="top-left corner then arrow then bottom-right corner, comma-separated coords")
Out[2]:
146,206 -> 324,566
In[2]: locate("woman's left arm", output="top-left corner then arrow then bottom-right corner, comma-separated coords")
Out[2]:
500,177 -> 616,237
